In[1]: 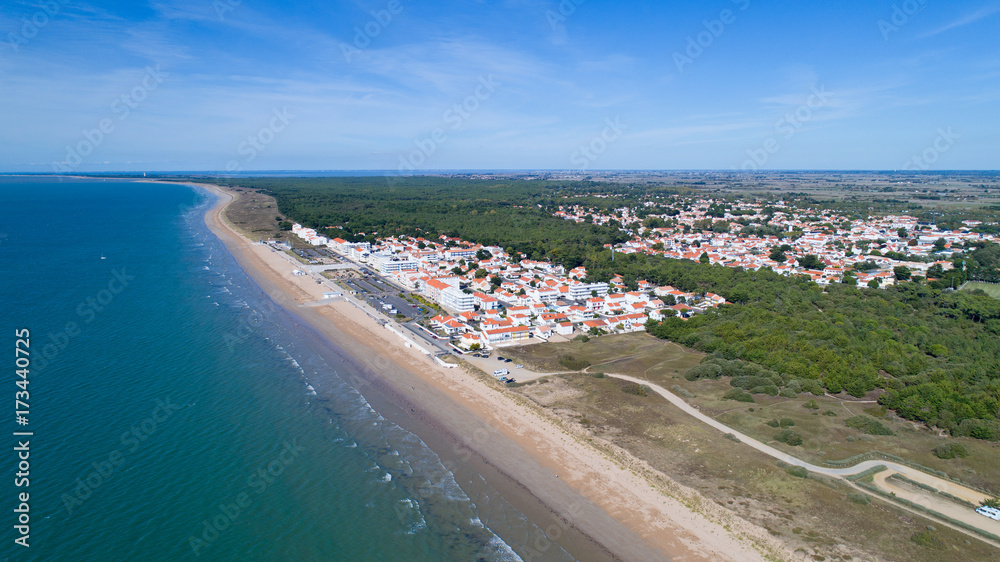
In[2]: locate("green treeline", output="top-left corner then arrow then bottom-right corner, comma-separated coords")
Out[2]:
212,177 -> 635,268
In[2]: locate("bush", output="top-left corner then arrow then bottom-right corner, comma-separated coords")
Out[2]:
574,335 -> 590,343
723,388 -> 754,403
671,384 -> 693,398
822,410 -> 838,416
774,429 -> 803,446
779,418 -> 795,428
848,493 -> 871,506
685,363 -> 723,381
952,418 -> 1000,441
558,355 -> 591,371
621,382 -> 647,397
803,399 -> 820,410
845,416 -> 894,436
778,388 -> 797,398
766,419 -> 780,428
910,530 -> 944,549
588,371 -> 606,379
932,442 -> 969,459
787,466 -> 808,478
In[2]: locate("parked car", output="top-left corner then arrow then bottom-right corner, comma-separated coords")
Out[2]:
515,364 -> 523,368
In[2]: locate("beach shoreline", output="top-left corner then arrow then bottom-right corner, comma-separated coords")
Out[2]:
185,180 -> 778,561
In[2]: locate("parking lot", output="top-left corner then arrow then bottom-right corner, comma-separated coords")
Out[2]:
461,352 -> 553,382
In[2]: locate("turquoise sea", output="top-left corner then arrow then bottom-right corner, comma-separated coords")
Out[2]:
0,177 -> 574,561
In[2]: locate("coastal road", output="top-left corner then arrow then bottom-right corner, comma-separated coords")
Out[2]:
606,373 -> 1000,545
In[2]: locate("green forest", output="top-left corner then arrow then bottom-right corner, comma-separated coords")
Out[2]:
206,176 -> 1000,439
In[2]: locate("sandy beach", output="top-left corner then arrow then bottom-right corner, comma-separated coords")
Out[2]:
192,181 -> 783,561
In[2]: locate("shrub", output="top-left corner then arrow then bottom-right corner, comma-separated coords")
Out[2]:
774,429 -> 803,446
558,355 -> 591,370
723,388 -> 754,403
932,442 -> 969,459
822,410 -> 838,416
848,493 -> 871,506
787,466 -> 808,478
621,382 -> 647,397
910,530 -> 944,549
671,384 -> 694,398
803,399 -> 820,410
588,371 -> 606,379
778,388 -> 797,398
952,418 -> 1000,441
766,419 -> 780,428
779,418 -> 795,428
574,335 -> 590,343
685,363 -> 723,381
845,416 -> 894,436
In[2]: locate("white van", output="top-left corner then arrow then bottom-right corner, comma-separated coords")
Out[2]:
976,506 -> 1000,521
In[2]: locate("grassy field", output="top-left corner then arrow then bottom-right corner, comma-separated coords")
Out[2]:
215,185 -> 310,248
962,282 -> 1000,299
511,373 -> 999,561
503,333 -> 703,380
506,333 -> 1000,559
676,377 -> 1000,494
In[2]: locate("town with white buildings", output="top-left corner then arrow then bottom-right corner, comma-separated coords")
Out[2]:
288,195 -> 998,351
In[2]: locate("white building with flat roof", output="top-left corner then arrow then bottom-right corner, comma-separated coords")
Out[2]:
569,282 -> 608,300
440,286 -> 475,313
374,255 -> 419,275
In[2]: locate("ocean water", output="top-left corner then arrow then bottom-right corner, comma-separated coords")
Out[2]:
0,177 -> 573,561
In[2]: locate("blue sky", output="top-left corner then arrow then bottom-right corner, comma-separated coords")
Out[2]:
1,0 -> 998,172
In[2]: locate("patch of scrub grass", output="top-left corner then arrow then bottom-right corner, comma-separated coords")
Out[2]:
503,332 -> 702,383
677,377 -> 1000,494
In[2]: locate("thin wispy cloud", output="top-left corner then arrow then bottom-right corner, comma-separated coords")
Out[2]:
920,4 -> 1000,38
